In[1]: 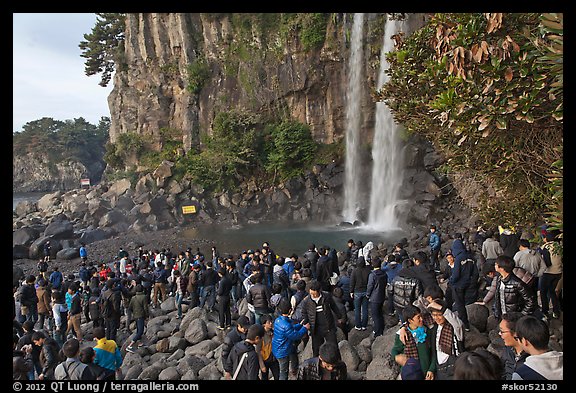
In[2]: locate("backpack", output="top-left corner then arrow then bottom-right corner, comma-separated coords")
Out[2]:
38,261 -> 48,272
538,247 -> 552,268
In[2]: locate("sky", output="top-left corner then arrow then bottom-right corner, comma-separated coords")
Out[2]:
13,13 -> 113,133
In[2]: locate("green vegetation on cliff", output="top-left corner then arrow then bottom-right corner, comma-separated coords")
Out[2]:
13,117 -> 109,178
379,13 -> 563,234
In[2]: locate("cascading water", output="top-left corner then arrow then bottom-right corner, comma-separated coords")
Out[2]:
366,17 -> 406,230
342,13 -> 365,224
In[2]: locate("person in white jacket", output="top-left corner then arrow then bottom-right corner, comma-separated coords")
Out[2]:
512,315 -> 563,380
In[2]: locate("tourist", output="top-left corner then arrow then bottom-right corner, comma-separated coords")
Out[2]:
79,242 -> 88,263
152,261 -> 168,308
256,313 -> 279,380
273,299 -> 309,380
216,267 -> 233,329
482,230 -> 504,266
453,348 -> 504,379
538,232 -> 563,319
246,271 -> 272,325
391,305 -> 436,380
514,239 -> 546,292
126,284 -> 149,352
297,341 -> 347,380
512,315 -> 563,380
366,257 -> 387,337
101,279 -> 122,341
199,260 -> 218,312
499,312 -> 529,380
331,286 -> 350,339
79,347 -> 111,380
350,254 -> 370,331
93,326 -> 123,380
54,338 -> 95,380
18,275 -> 39,325
449,238 -> 479,331
31,330 -> 61,380
35,278 -> 52,332
17,320 -> 41,379
492,255 -> 537,320
222,315 -> 251,379
65,283 -> 83,342
300,279 -> 343,357
13,332 -> 33,380
303,244 -> 320,279
382,253 -> 401,316
392,259 -> 424,324
428,224 -> 442,272
428,299 -> 464,380
173,270 -> 187,320
227,323 -> 264,380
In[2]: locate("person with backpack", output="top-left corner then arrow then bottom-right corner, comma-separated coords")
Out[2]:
227,324 -> 265,380
222,316 -> 251,379
37,259 -> 49,280
54,338 -> 95,380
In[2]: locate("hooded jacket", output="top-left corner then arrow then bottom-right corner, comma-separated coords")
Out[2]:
228,340 -> 259,380
392,268 -> 424,310
512,351 -> 563,380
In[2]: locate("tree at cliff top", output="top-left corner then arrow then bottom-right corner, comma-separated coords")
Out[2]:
79,13 -> 126,87
379,13 -> 562,235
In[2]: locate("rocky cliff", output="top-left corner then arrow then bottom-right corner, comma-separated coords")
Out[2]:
108,13 -> 425,168
13,154 -> 104,192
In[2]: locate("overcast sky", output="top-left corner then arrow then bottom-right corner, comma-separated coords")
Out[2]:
13,13 -> 113,132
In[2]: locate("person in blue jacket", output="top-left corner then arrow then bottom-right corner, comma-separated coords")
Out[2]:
429,225 -> 442,272
272,299 -> 310,380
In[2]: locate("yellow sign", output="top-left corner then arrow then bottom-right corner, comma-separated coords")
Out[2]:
182,205 -> 197,214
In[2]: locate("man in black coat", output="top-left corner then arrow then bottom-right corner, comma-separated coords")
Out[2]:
301,280 -> 343,358
216,268 -> 233,330
227,324 -> 264,380
222,316 -> 251,379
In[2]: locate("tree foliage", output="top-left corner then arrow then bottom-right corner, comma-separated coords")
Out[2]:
379,13 -> 562,231
13,117 -> 109,165
79,13 -> 126,87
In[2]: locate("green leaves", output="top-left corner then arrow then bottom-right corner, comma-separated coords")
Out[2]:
379,12 -> 563,228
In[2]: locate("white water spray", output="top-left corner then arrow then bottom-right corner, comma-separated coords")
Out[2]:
366,17 -> 406,230
342,13 -> 365,223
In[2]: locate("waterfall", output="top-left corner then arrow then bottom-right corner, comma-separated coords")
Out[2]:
342,13 -> 365,223
367,17 -> 405,230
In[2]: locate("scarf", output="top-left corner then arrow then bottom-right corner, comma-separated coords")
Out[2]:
404,325 -> 426,358
438,321 -> 454,355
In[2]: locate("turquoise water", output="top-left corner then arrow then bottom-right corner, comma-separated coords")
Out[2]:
182,221 -> 407,258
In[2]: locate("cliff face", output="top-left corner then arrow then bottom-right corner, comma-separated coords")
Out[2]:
13,155 -> 92,192
108,13 -> 425,167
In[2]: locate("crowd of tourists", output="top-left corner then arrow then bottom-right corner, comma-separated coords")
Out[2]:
13,223 -> 563,381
